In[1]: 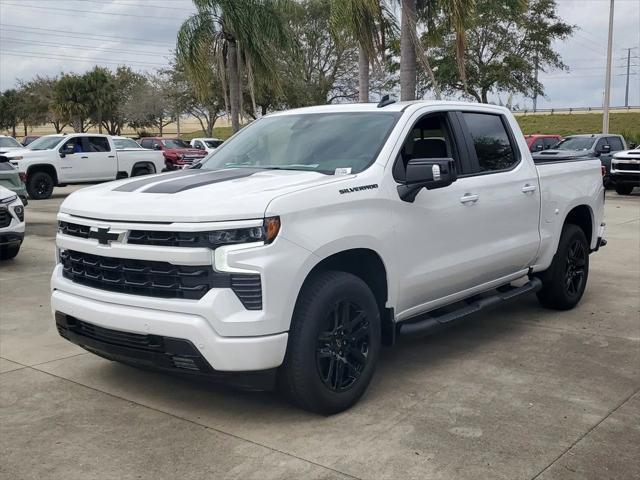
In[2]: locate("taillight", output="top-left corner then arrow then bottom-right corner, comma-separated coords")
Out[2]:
19,172 -> 26,184
601,165 -> 606,176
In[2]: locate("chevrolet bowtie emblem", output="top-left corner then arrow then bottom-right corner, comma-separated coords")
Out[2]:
88,227 -> 120,245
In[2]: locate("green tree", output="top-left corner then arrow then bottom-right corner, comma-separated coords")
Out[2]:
329,0 -> 392,102
20,76 -> 68,133
123,74 -> 174,136
102,67 -> 147,135
84,67 -> 117,134
177,0 -> 294,132
53,74 -> 92,132
428,0 -> 572,103
0,90 -> 21,137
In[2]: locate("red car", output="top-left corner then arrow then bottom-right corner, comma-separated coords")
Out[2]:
139,137 -> 207,170
524,134 -> 562,153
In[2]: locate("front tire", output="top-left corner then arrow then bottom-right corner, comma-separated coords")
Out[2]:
27,171 -> 54,200
536,224 -> 589,310
615,184 -> 634,195
0,243 -> 21,261
279,271 -> 381,414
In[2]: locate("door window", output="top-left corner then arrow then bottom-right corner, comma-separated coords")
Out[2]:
394,112 -> 461,181
606,137 -> 624,151
530,139 -> 543,152
543,137 -> 559,149
140,139 -> 153,149
595,138 -> 607,153
88,137 -> 110,152
462,113 -> 517,173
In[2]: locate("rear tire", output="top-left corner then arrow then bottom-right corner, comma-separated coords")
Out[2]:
536,224 -> 589,310
27,171 -> 54,200
615,184 -> 634,195
279,271 -> 381,414
0,243 -> 21,261
132,167 -> 151,177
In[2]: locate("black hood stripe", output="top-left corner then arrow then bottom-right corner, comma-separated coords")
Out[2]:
142,168 -> 262,193
113,169 -> 203,192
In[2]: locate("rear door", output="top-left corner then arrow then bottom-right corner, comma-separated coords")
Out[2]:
454,111 -> 540,282
83,137 -> 117,180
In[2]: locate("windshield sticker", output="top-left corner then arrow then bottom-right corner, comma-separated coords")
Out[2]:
334,167 -> 352,176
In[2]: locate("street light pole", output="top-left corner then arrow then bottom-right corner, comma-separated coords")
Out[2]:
602,0 -> 615,133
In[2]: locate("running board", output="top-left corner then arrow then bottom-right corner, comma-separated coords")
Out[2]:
398,277 -> 542,338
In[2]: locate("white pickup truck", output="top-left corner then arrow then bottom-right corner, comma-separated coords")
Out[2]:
3,134 -> 164,200
51,101 -> 606,414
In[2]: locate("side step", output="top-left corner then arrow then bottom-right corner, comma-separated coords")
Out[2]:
398,277 -> 542,338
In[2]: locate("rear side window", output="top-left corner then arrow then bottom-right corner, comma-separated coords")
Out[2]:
140,139 -> 152,149
607,137 -> 624,151
462,113 -> 517,172
88,137 -> 110,152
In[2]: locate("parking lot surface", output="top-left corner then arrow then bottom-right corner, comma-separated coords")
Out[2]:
1,186 -> 638,480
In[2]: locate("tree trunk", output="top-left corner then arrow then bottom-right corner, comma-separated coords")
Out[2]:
261,104 -> 268,116
23,121 -> 28,137
97,106 -> 103,133
228,39 -> 240,133
358,46 -> 370,103
11,124 -> 16,137
481,89 -> 488,103
159,118 -> 163,136
176,113 -> 181,138
400,0 -> 417,101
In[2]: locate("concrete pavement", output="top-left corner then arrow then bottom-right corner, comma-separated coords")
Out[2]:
1,187 -> 638,480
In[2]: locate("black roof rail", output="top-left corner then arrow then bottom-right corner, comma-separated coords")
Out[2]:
377,94 -> 396,108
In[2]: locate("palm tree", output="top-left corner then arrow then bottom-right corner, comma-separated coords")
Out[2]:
399,0 -> 475,101
177,0 -> 292,132
330,0 -> 392,103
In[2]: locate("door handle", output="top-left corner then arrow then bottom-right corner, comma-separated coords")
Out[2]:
522,184 -> 537,193
108,155 -> 115,158
80,156 -> 88,159
460,193 -> 479,204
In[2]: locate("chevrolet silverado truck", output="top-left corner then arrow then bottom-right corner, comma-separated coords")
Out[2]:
0,184 -> 25,260
4,134 -> 164,200
51,101 -> 606,414
610,148 -> 640,195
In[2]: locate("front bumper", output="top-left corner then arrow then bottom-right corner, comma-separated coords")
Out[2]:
51,288 -> 288,372
610,172 -> 640,186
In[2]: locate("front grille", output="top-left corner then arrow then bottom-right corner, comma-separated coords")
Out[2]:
128,230 -> 212,248
613,162 -> 640,171
60,249 -> 262,308
0,209 -> 10,228
59,221 -> 91,238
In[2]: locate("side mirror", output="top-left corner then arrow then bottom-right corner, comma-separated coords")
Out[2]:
535,144 -> 544,151
398,158 -> 457,202
599,144 -> 611,154
60,144 -> 75,157
153,144 -> 162,151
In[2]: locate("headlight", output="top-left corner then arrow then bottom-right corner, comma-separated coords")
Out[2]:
12,204 -> 24,222
0,194 -> 18,205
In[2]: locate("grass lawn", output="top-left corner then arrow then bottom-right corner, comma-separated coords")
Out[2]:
182,125 -> 236,141
516,112 -> 640,145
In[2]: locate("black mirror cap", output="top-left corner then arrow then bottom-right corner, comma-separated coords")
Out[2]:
398,157 -> 457,202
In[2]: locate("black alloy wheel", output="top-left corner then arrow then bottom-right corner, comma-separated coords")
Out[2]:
564,239 -> 587,297
316,300 -> 371,392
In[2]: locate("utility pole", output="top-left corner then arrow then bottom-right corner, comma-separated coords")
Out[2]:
533,44 -> 539,112
602,0 -> 614,133
624,48 -> 633,107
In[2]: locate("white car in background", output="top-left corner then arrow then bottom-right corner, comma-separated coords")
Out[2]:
190,137 -> 224,153
0,184 -> 25,260
0,135 -> 27,156
112,136 -> 143,150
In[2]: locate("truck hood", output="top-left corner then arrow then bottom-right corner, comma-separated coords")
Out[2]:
0,146 -> 26,155
60,168 -> 345,222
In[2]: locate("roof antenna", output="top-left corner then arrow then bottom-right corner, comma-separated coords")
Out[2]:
377,94 -> 396,108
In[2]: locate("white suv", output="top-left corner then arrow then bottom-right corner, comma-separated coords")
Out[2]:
0,185 -> 25,260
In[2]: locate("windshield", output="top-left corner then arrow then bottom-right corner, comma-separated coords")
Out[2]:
27,136 -> 64,151
199,112 -> 400,174
0,137 -> 22,148
204,140 -> 223,148
555,137 -> 595,151
114,138 -> 140,149
164,139 -> 190,149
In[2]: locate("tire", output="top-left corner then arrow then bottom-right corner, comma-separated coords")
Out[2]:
27,171 -> 55,200
0,244 -> 21,261
132,167 -> 151,177
536,224 -> 589,310
279,271 -> 381,414
615,184 -> 634,195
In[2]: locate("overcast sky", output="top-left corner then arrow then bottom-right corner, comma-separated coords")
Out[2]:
0,0 -> 638,109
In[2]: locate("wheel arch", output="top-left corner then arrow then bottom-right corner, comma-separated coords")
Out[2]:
563,204 -> 594,246
26,164 -> 59,185
132,161 -> 156,175
297,248 -> 395,346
